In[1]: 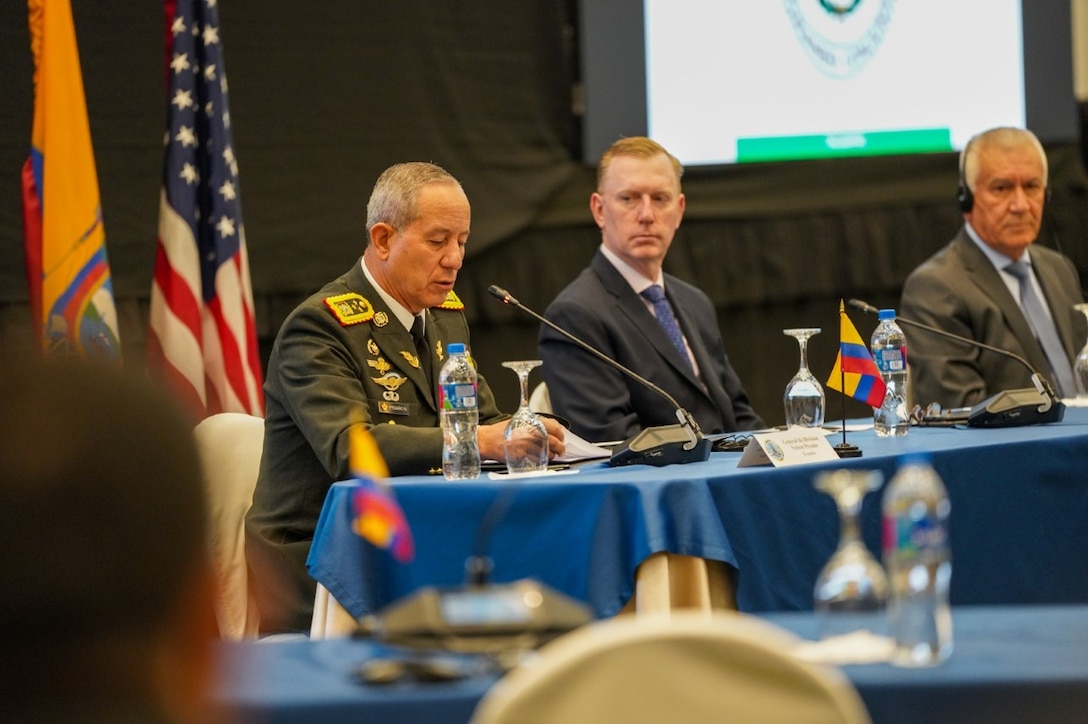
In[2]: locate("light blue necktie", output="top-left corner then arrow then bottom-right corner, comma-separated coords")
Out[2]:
1005,260 -> 1074,397
641,285 -> 691,369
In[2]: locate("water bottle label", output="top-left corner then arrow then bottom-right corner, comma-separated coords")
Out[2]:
440,382 -> 477,410
875,346 -> 907,373
884,514 -> 947,558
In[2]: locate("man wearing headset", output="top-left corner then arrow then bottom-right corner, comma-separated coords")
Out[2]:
900,126 -> 1084,410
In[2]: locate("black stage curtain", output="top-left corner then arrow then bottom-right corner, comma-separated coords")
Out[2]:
2,2 -> 1087,425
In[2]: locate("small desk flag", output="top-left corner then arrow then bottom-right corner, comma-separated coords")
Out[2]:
827,300 -> 887,408
349,423 -> 414,563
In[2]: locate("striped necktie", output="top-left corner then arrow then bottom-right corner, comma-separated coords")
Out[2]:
1005,260 -> 1074,396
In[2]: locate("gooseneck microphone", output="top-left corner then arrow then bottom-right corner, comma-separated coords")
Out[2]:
847,299 -> 1064,427
488,285 -> 711,466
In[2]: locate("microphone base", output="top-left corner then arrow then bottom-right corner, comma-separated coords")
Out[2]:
967,388 -> 1065,428
358,579 -> 593,654
609,425 -> 712,467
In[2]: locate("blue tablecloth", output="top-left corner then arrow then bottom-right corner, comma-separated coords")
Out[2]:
766,605 -> 1088,723
213,605 -> 1088,724
308,409 -> 1088,619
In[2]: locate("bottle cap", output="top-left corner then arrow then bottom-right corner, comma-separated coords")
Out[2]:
878,308 -> 896,321
447,342 -> 466,355
898,452 -> 932,468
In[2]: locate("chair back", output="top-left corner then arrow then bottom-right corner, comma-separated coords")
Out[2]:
193,412 -> 264,639
528,382 -> 552,414
471,611 -> 870,724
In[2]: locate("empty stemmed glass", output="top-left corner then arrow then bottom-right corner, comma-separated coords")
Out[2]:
1074,304 -> 1088,398
784,328 -> 825,428
813,469 -> 889,640
502,360 -> 549,474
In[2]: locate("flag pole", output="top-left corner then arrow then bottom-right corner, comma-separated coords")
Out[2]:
840,364 -> 847,446
833,301 -> 863,458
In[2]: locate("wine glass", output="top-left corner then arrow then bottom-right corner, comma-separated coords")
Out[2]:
813,469 -> 889,640
784,328 -> 825,428
502,360 -> 549,474
1074,304 -> 1088,398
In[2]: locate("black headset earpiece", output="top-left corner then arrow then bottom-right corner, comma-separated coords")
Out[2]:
956,181 -> 974,213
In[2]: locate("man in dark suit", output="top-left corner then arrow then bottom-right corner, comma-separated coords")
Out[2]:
539,137 -> 764,442
901,127 -> 1084,409
247,162 -> 566,633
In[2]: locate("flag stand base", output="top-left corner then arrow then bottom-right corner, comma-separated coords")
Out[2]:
834,442 -> 862,458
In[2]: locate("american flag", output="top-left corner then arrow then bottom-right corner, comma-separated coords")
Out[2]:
148,0 -> 264,419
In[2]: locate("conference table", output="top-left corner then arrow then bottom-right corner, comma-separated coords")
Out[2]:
307,408 -> 1088,636
212,605 -> 1088,723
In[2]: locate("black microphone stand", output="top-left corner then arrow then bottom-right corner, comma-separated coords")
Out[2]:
488,285 -> 711,466
847,299 -> 1064,428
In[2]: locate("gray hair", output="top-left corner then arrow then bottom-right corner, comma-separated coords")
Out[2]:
961,127 -> 1048,192
366,162 -> 462,232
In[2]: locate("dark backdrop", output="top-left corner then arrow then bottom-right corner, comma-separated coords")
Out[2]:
3,2 -> 1087,426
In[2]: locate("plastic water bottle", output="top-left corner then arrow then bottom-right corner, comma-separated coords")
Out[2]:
439,342 -> 480,480
871,309 -> 910,437
882,455 -> 952,666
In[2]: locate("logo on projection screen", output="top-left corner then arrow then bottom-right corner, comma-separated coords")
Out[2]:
784,0 -> 896,79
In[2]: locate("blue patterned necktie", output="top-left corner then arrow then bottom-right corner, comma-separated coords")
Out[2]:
1004,260 -> 1074,396
641,285 -> 691,369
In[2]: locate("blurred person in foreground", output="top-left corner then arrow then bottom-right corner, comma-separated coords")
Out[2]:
0,358 -> 218,723
900,126 -> 1084,409
246,161 -> 566,634
539,136 -> 764,442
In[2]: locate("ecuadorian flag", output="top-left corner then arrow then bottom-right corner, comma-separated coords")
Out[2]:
21,0 -> 120,360
349,423 -> 414,563
827,300 -> 887,408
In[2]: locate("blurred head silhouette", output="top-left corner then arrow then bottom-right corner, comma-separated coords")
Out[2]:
0,357 -> 218,722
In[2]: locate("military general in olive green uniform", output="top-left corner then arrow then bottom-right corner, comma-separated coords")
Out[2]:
246,162 -> 566,633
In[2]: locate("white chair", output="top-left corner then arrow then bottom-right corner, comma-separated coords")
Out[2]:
193,412 -> 265,640
471,611 -> 870,724
528,381 -> 552,414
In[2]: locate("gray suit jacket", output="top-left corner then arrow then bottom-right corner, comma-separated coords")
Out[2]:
246,261 -> 504,632
900,228 -> 1083,409
539,250 -> 763,442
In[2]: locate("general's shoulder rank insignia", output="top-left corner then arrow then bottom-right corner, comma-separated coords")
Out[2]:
324,293 -> 374,326
435,290 -> 464,311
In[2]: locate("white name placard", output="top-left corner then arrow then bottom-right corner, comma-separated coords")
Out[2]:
737,428 -> 840,468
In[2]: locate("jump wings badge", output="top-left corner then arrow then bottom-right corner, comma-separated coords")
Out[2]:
367,356 -> 392,375
372,371 -> 408,391
372,371 -> 408,402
